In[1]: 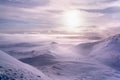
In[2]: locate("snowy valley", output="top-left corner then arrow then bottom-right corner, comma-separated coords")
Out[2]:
0,34 -> 120,80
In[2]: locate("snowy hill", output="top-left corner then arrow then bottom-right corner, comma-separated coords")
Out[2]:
76,34 -> 120,70
0,50 -> 51,80
90,34 -> 120,70
0,41 -> 59,59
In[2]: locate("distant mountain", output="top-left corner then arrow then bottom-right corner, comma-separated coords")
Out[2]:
0,50 -> 51,80
76,34 -> 120,70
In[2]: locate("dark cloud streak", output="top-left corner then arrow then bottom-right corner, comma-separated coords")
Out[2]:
0,0 -> 50,8
80,7 -> 120,14
46,10 -> 63,14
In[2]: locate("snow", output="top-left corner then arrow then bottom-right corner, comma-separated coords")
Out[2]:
0,33 -> 120,80
75,34 -> 120,69
0,50 -> 51,80
89,34 -> 120,70
28,58 -> 120,80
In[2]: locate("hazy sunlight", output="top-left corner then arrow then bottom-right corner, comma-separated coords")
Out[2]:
62,10 -> 83,32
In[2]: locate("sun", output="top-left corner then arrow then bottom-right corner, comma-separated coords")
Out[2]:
62,10 -> 83,32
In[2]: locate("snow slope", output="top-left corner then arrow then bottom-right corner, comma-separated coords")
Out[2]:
76,34 -> 120,70
0,50 -> 52,80
90,34 -> 120,70
21,58 -> 120,80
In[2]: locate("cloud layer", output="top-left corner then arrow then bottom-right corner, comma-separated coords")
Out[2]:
0,0 -> 120,40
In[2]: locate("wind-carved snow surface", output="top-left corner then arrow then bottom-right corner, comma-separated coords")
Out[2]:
0,34 -> 120,80
0,50 -> 52,80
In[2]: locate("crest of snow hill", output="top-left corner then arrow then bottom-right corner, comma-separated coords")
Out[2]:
76,34 -> 120,70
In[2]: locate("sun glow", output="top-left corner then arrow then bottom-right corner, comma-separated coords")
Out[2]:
62,10 -> 83,32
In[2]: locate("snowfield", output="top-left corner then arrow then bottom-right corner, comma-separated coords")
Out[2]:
0,33 -> 120,80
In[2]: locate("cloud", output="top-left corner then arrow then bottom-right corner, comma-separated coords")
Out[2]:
0,0 -> 120,39
85,36 -> 102,40
80,7 -> 120,14
103,26 -> 120,35
46,9 -> 63,14
102,0 -> 118,3
0,18 -> 27,24
0,1 -> 60,31
0,17 -> 59,32
72,0 -> 118,9
0,0 -> 50,8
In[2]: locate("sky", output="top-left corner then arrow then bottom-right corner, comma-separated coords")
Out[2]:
0,0 -> 120,40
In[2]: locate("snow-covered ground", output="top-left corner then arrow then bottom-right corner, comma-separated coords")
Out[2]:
75,34 -> 120,70
0,50 -> 52,80
0,33 -> 120,80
